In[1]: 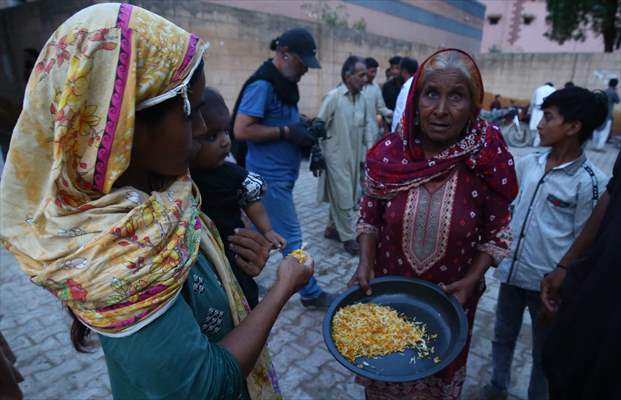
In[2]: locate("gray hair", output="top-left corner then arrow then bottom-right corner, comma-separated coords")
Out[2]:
341,55 -> 365,82
415,50 -> 482,110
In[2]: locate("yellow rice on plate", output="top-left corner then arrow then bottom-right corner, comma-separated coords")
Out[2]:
331,303 -> 436,363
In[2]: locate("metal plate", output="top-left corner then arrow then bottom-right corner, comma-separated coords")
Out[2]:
322,276 -> 468,382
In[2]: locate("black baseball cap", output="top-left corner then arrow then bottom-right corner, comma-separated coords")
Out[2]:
271,27 -> 321,69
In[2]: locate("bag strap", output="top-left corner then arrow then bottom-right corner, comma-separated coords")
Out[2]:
582,164 -> 599,208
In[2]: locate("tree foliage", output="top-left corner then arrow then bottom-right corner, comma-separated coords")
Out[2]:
302,1 -> 367,32
545,0 -> 621,52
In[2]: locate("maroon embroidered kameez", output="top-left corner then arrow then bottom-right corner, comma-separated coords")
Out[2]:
355,49 -> 518,399
356,163 -> 513,398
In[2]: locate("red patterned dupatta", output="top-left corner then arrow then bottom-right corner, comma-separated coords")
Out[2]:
365,49 -> 517,202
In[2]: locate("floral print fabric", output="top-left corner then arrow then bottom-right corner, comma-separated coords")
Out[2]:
0,1 -> 206,336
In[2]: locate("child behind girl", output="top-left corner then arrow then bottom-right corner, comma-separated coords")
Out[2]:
483,86 -> 609,400
190,87 -> 285,308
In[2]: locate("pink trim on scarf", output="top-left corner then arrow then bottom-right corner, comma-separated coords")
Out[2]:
96,284 -> 168,329
102,309 -> 152,330
93,3 -> 133,192
173,34 -> 199,82
116,2 -> 132,30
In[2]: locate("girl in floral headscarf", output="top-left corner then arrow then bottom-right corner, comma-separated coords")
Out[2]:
349,49 -> 518,399
0,4 -> 312,399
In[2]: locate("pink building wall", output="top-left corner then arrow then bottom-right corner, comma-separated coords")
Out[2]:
481,0 -> 605,53
208,0 -> 482,54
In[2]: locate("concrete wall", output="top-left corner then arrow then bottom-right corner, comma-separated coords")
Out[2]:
477,52 -> 621,132
187,0 -> 484,54
477,52 -> 621,99
0,0 -> 437,116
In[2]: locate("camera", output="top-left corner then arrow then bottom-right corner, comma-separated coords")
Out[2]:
305,118 -> 327,141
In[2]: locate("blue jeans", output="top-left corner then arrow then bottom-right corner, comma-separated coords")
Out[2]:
491,283 -> 550,400
260,179 -> 322,300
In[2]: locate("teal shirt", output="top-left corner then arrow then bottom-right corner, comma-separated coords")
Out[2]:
99,253 -> 248,399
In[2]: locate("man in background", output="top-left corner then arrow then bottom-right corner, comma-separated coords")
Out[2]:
233,27 -> 335,308
592,78 -> 619,150
490,94 -> 502,110
528,82 -> 555,146
391,57 -> 418,132
317,56 -> 375,256
381,56 -> 402,111
363,57 -> 392,141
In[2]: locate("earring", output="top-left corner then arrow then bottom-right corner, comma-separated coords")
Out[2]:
181,85 -> 191,117
414,113 -> 420,126
465,119 -> 472,134
283,55 -> 289,60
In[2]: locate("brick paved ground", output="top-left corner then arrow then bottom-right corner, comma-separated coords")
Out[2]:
0,144 -> 617,400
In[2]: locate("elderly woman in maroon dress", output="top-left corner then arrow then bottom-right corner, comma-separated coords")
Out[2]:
349,49 -> 518,399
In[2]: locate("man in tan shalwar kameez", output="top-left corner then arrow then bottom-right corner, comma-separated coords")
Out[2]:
316,56 -> 375,255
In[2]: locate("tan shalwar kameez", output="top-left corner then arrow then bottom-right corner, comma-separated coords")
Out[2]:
317,84 -> 375,242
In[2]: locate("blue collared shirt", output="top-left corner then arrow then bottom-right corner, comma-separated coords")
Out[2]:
494,150 -> 609,291
238,80 -> 301,182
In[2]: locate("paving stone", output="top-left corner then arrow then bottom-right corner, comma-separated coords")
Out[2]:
14,335 -> 61,367
0,315 -> 19,331
17,378 -> 41,399
469,333 -> 493,360
284,387 -> 315,400
295,325 -> 323,349
33,356 -> 84,386
275,367 -> 314,396
17,357 -> 55,377
272,340 -> 311,367
3,333 -> 32,353
268,328 -> 296,351
294,347 -> 334,374
334,380 -> 365,399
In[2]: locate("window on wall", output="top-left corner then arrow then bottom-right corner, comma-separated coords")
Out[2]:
487,15 -> 501,25
522,14 -> 535,25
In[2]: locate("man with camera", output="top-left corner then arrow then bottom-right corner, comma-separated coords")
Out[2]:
232,27 -> 335,309
315,56 -> 375,256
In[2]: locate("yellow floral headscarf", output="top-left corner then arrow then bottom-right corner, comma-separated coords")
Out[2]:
0,3 -> 280,399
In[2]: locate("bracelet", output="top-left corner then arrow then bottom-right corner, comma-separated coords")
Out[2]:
279,126 -> 286,140
556,264 -> 569,271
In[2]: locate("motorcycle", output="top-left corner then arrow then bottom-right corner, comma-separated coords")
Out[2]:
479,106 -> 533,147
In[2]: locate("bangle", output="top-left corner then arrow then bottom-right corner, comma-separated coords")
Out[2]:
279,126 -> 286,140
556,264 -> 569,271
